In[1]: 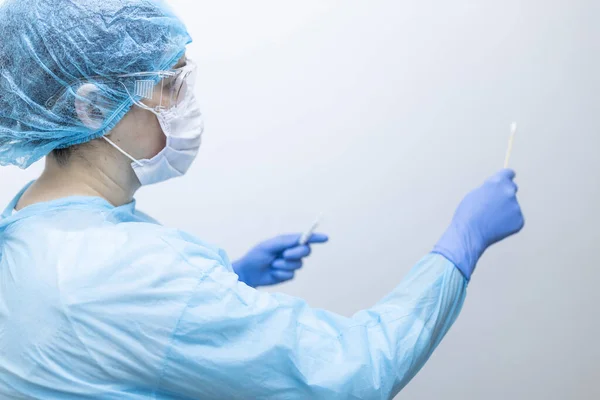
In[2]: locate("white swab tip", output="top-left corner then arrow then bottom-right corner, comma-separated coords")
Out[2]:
299,214 -> 323,245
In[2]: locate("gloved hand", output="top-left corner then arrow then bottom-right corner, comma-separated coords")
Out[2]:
233,233 -> 329,288
433,169 -> 525,281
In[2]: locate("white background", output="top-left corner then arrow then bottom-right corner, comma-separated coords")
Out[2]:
1,1 -> 599,399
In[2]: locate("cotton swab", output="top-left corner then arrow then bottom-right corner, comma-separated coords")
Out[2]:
504,122 -> 517,168
299,214 -> 323,245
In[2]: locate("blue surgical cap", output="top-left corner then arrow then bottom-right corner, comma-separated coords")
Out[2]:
0,0 -> 192,168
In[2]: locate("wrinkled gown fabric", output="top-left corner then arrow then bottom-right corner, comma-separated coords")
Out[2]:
0,185 -> 467,399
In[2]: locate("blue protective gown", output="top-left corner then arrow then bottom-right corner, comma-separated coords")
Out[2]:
0,184 -> 467,399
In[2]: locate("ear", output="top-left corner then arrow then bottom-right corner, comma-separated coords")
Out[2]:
75,83 -> 106,130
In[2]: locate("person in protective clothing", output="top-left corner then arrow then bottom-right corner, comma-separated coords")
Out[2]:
0,0 -> 524,398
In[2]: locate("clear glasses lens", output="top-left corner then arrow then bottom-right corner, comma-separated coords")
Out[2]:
129,61 -> 196,111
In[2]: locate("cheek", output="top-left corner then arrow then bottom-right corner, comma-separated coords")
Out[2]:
131,109 -> 167,159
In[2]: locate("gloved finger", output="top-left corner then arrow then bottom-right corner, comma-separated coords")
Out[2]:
489,168 -> 516,183
283,245 -> 311,260
272,259 -> 303,270
260,234 -> 307,253
303,233 -> 329,244
517,209 -> 526,231
503,180 -> 518,194
260,233 -> 329,254
271,269 -> 295,283
497,168 -> 516,181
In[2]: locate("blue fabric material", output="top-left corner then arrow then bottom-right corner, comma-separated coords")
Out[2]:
0,186 -> 467,399
0,0 -> 192,168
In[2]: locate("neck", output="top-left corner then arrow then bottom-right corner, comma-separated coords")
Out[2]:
16,150 -> 140,210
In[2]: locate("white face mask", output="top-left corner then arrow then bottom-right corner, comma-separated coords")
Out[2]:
104,89 -> 204,186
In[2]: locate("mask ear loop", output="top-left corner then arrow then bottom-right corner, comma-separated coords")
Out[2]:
103,136 -> 144,167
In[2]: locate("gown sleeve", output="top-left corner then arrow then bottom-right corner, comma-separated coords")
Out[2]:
155,240 -> 467,400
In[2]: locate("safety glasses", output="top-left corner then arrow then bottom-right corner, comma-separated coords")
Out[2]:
122,59 -> 198,112
45,59 -> 198,113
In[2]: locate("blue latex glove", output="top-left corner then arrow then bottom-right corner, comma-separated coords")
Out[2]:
433,169 -> 525,281
233,233 -> 329,288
